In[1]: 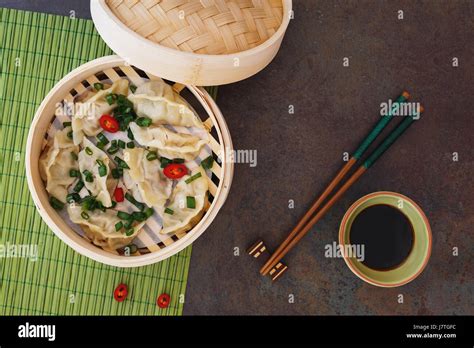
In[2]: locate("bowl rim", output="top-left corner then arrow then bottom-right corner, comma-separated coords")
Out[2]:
338,191 -> 432,287
25,55 -> 234,267
93,0 -> 293,60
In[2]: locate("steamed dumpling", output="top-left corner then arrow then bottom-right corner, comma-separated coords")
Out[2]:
78,138 -> 116,207
67,204 -> 142,250
130,123 -> 208,161
122,148 -> 172,208
72,79 -> 129,144
39,128 -> 79,203
161,167 -> 208,235
128,80 -> 206,129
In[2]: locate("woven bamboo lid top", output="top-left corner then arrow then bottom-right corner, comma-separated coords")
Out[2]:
106,0 -> 284,55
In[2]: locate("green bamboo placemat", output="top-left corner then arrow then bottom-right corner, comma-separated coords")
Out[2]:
0,8 -> 205,315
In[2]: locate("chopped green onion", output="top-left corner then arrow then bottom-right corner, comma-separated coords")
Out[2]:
106,93 -> 117,105
81,211 -> 90,220
125,228 -> 134,236
62,121 -> 71,128
93,82 -> 104,91
132,211 -> 148,222
70,152 -> 78,161
98,164 -> 107,177
127,128 -> 134,140
97,132 -> 109,145
114,156 -> 130,169
160,157 -> 172,168
107,145 -> 119,155
164,207 -> 174,215
117,211 -> 132,220
126,141 -> 135,148
118,140 -> 126,149
85,147 -> 93,155
201,155 -> 214,169
96,159 -> 104,167
172,158 -> 185,164
146,151 -> 158,161
81,196 -> 94,211
97,142 -> 105,150
185,172 -> 202,184
130,85 -> 137,93
186,196 -> 196,209
73,180 -> 84,192
111,167 -> 123,179
125,192 -> 145,211
116,94 -> 131,106
136,117 -> 152,127
115,221 -> 123,232
49,196 -> 64,210
67,130 -> 73,139
124,219 -> 134,229
66,193 -> 81,203
83,170 -> 94,182
110,201 -> 117,208
69,169 -> 80,177
144,207 -> 154,218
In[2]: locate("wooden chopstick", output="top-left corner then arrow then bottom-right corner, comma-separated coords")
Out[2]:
261,92 -> 410,275
261,95 -> 420,276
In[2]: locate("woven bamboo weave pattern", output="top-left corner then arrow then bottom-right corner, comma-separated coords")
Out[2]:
107,0 -> 284,54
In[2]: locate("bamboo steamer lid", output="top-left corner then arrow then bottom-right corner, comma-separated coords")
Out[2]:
90,0 -> 292,86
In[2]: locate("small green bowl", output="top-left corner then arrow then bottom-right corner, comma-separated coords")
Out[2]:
339,191 -> 432,287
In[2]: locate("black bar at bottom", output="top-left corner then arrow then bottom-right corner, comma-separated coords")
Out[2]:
0,315 -> 472,345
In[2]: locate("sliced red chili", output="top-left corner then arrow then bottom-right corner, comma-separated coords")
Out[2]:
113,283 -> 128,302
157,293 -> 170,308
99,114 -> 119,133
114,187 -> 124,202
163,163 -> 187,179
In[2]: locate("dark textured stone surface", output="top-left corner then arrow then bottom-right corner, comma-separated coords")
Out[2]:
6,0 -> 473,315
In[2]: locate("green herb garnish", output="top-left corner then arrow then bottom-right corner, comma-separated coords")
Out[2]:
136,117 -> 152,127
185,172 -> 202,184
63,121 -> 71,128
146,151 -> 158,161
97,132 -> 109,145
93,82 -> 104,91
164,207 -> 174,215
201,155 -> 214,169
117,211 -> 132,220
126,141 -> 135,148
127,128 -> 134,140
85,147 -> 93,156
111,167 -> 123,179
160,157 -> 172,168
73,180 -> 84,192
69,169 -> 80,177
49,196 -> 64,210
66,193 -> 81,203
115,221 -> 123,232
186,196 -> 196,209
114,156 -> 130,169
125,192 -> 145,211
82,170 -> 94,182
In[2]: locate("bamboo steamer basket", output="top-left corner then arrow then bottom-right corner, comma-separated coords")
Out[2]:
26,56 -> 234,267
91,0 -> 292,85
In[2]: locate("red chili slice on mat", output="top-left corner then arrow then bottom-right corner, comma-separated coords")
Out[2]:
113,283 -> 128,302
99,114 -> 119,133
163,163 -> 187,179
157,293 -> 170,308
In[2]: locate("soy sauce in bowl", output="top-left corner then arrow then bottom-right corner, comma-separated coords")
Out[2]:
349,204 -> 414,271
